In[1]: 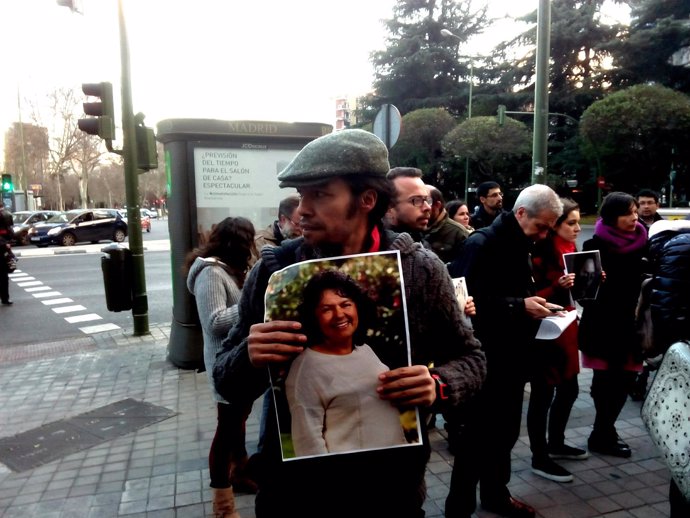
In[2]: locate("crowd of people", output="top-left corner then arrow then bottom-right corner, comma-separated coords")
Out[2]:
181,129 -> 689,518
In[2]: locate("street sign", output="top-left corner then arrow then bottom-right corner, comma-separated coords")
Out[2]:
373,104 -> 401,149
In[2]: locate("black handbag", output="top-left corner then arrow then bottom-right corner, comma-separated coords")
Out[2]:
3,242 -> 17,272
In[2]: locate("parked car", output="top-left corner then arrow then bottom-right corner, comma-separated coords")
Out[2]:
142,208 -> 158,219
11,210 -> 62,245
28,209 -> 128,247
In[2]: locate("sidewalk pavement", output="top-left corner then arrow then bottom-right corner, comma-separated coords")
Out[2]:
0,325 -> 672,518
12,239 -> 171,258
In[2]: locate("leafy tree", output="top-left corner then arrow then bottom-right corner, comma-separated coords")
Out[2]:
388,108 -> 457,182
607,0 -> 690,93
362,0 -> 489,121
579,84 -> 690,195
442,116 -> 532,189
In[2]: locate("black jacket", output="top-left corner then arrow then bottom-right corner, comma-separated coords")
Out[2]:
649,228 -> 690,350
450,211 -> 539,371
469,204 -> 503,230
578,235 -> 647,365
0,209 -> 13,240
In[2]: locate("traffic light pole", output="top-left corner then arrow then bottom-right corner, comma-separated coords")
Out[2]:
118,0 -> 149,336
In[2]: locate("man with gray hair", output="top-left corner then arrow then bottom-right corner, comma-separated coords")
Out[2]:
213,129 -> 486,518
446,184 -> 563,518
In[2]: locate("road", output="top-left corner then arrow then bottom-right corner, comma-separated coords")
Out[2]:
2,218 -> 174,347
1,220 -> 595,348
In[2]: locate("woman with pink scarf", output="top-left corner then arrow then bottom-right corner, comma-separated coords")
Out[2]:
578,192 -> 648,458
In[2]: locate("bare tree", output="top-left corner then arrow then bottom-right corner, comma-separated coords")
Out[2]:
28,86 -> 103,210
90,158 -> 125,208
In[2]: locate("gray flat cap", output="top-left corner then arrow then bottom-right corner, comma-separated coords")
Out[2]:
278,129 -> 390,187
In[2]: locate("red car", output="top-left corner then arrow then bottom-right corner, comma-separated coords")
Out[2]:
117,209 -> 151,232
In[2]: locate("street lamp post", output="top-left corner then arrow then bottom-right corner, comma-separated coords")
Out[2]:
532,0 -> 552,184
441,29 -> 478,202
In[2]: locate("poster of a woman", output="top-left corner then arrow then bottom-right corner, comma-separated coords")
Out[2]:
263,250 -> 420,460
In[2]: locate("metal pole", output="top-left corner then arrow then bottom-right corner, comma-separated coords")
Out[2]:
118,0 -> 149,335
532,0 -> 552,184
385,104 -> 391,149
17,89 -> 29,210
464,60 -> 473,202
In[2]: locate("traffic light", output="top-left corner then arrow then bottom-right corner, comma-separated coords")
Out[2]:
134,113 -> 158,171
78,82 -> 116,140
1,174 -> 13,193
497,105 -> 506,126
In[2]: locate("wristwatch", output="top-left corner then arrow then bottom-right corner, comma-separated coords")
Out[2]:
431,374 -> 449,401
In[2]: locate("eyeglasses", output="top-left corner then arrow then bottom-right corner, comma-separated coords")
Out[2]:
408,196 -> 433,208
487,192 -> 504,198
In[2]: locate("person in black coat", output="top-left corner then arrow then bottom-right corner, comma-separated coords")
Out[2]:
646,219 -> 690,517
578,192 -> 647,458
0,201 -> 15,305
469,181 -> 505,230
446,184 -> 564,518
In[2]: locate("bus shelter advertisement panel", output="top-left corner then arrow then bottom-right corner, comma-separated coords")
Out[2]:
193,146 -> 299,241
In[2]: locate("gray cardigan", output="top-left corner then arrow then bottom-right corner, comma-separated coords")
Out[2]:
187,256 -> 241,402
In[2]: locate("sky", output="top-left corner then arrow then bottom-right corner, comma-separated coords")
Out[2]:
0,0 -> 630,163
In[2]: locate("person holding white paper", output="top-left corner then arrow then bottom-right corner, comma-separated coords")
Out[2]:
528,199 -> 589,483
446,184 -> 563,518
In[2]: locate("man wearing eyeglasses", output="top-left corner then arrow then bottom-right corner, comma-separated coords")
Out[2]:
470,181 -> 505,230
253,194 -> 302,260
385,167 -> 432,242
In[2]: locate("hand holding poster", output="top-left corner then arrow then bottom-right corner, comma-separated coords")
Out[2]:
563,250 -> 602,301
263,250 -> 421,461
452,277 -> 469,314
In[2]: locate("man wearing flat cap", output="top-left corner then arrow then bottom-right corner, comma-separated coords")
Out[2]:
213,129 -> 486,518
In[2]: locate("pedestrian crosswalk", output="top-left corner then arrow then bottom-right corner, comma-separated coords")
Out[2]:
8,270 -> 122,335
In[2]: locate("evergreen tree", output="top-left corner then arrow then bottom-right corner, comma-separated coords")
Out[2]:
494,0 -> 625,193
497,0 -> 625,115
607,0 -> 690,93
359,0 -> 489,122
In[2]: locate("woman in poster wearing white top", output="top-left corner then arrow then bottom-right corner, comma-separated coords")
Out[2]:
285,269 -> 408,458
